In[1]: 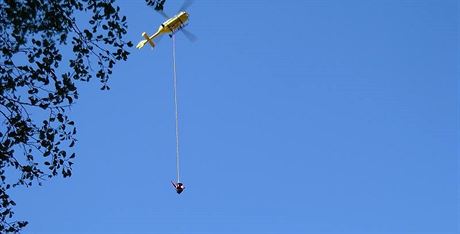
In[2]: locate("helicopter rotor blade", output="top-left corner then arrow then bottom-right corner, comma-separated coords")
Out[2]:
157,10 -> 170,19
180,28 -> 197,42
179,0 -> 195,11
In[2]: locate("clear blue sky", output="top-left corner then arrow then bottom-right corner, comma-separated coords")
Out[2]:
12,0 -> 458,233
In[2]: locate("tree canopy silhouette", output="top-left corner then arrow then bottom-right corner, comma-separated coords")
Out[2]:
0,0 -> 142,231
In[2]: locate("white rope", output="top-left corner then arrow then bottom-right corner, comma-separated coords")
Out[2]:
172,35 -> 181,183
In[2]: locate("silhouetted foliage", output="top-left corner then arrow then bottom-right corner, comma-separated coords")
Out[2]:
0,0 -> 132,232
145,0 -> 166,11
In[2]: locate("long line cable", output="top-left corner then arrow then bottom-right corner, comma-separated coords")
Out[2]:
172,34 -> 181,183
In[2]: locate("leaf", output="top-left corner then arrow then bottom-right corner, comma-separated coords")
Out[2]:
83,29 -> 93,39
57,113 -> 64,122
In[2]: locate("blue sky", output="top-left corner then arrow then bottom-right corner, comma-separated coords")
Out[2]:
11,0 -> 458,233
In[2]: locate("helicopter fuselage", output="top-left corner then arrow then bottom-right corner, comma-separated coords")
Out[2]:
137,11 -> 189,49
159,11 -> 189,35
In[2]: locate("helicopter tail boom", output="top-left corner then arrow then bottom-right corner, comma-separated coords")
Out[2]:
136,32 -> 155,49
143,32 -> 156,47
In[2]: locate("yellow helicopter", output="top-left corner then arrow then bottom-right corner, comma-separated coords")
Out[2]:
136,10 -> 194,49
